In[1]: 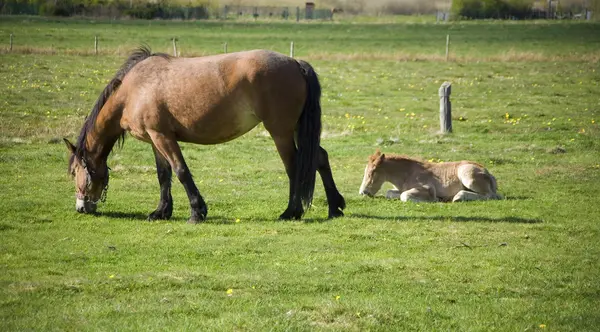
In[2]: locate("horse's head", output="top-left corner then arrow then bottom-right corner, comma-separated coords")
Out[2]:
359,149 -> 386,197
64,139 -> 109,214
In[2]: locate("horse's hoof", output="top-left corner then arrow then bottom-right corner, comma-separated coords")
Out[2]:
147,210 -> 172,221
279,209 -> 302,221
328,208 -> 344,219
187,210 -> 207,224
187,218 -> 202,224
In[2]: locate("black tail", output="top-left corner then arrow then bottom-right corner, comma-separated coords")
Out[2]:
294,60 -> 322,212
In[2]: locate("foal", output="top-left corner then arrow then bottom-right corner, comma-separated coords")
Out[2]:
359,150 -> 502,202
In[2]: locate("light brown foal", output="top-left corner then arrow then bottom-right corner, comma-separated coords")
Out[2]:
65,47 -> 345,222
359,150 -> 502,202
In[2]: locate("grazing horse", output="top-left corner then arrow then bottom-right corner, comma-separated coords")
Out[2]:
64,47 -> 345,222
359,150 -> 502,202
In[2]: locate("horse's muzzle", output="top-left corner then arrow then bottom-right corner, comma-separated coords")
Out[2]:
359,190 -> 373,197
76,198 -> 97,213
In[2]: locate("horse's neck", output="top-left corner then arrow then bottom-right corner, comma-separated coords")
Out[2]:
85,108 -> 124,163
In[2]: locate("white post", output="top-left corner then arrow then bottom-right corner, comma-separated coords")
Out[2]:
172,38 -> 177,57
439,82 -> 452,133
224,42 -> 227,53
290,41 -> 294,58
94,35 -> 98,55
10,33 -> 13,52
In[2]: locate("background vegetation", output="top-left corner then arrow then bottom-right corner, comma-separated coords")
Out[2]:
1,17 -> 599,330
1,0 -> 597,19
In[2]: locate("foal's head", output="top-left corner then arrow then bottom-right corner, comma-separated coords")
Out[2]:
359,149 -> 386,197
64,139 -> 109,214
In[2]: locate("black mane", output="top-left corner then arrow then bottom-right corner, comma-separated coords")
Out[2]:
71,46 -> 169,167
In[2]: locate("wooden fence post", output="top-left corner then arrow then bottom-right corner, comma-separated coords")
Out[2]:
94,36 -> 98,55
290,41 -> 294,58
10,33 -> 13,52
296,6 -> 300,21
172,38 -> 178,57
445,34 -> 450,62
439,82 -> 452,133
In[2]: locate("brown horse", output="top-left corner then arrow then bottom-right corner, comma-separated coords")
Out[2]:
64,47 -> 345,222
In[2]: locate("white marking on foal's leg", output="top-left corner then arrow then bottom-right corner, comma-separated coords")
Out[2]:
452,190 -> 484,202
400,187 -> 436,203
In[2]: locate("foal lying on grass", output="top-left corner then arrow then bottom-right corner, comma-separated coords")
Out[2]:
359,150 -> 502,202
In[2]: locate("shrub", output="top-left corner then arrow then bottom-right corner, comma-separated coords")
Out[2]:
452,0 -> 536,19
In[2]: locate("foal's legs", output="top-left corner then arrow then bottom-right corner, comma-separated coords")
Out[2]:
391,185 -> 437,202
148,146 -> 173,220
272,135 -> 303,220
148,131 -> 207,223
317,147 -> 345,218
457,164 -> 501,200
452,190 -> 487,202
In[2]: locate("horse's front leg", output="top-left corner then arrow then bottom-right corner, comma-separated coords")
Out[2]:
148,146 -> 173,221
148,131 -> 207,223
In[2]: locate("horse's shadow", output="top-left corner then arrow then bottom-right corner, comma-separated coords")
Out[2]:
98,211 -> 150,220
97,211 -> 540,224
97,211 -> 278,224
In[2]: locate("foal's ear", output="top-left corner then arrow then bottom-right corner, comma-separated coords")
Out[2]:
63,138 -> 76,155
380,153 -> 385,160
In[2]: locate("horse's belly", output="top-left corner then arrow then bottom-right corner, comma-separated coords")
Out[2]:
176,101 -> 261,144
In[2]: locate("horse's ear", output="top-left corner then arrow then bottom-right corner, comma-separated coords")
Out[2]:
375,149 -> 381,156
63,138 -> 76,155
380,153 -> 385,160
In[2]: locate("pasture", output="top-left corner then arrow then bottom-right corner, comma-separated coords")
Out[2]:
1,16 -> 599,330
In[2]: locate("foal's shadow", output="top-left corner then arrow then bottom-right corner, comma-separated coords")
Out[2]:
350,214 -> 543,224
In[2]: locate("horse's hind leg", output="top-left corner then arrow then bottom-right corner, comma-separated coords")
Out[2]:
317,147 -> 345,218
272,135 -> 303,220
148,131 -> 207,223
148,146 -> 173,221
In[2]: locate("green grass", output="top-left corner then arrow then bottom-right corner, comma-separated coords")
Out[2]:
1,18 -> 600,331
1,16 -> 600,60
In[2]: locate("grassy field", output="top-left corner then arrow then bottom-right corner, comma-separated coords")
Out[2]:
1,17 -> 600,331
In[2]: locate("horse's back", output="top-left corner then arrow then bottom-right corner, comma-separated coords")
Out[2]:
118,50 -> 306,144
